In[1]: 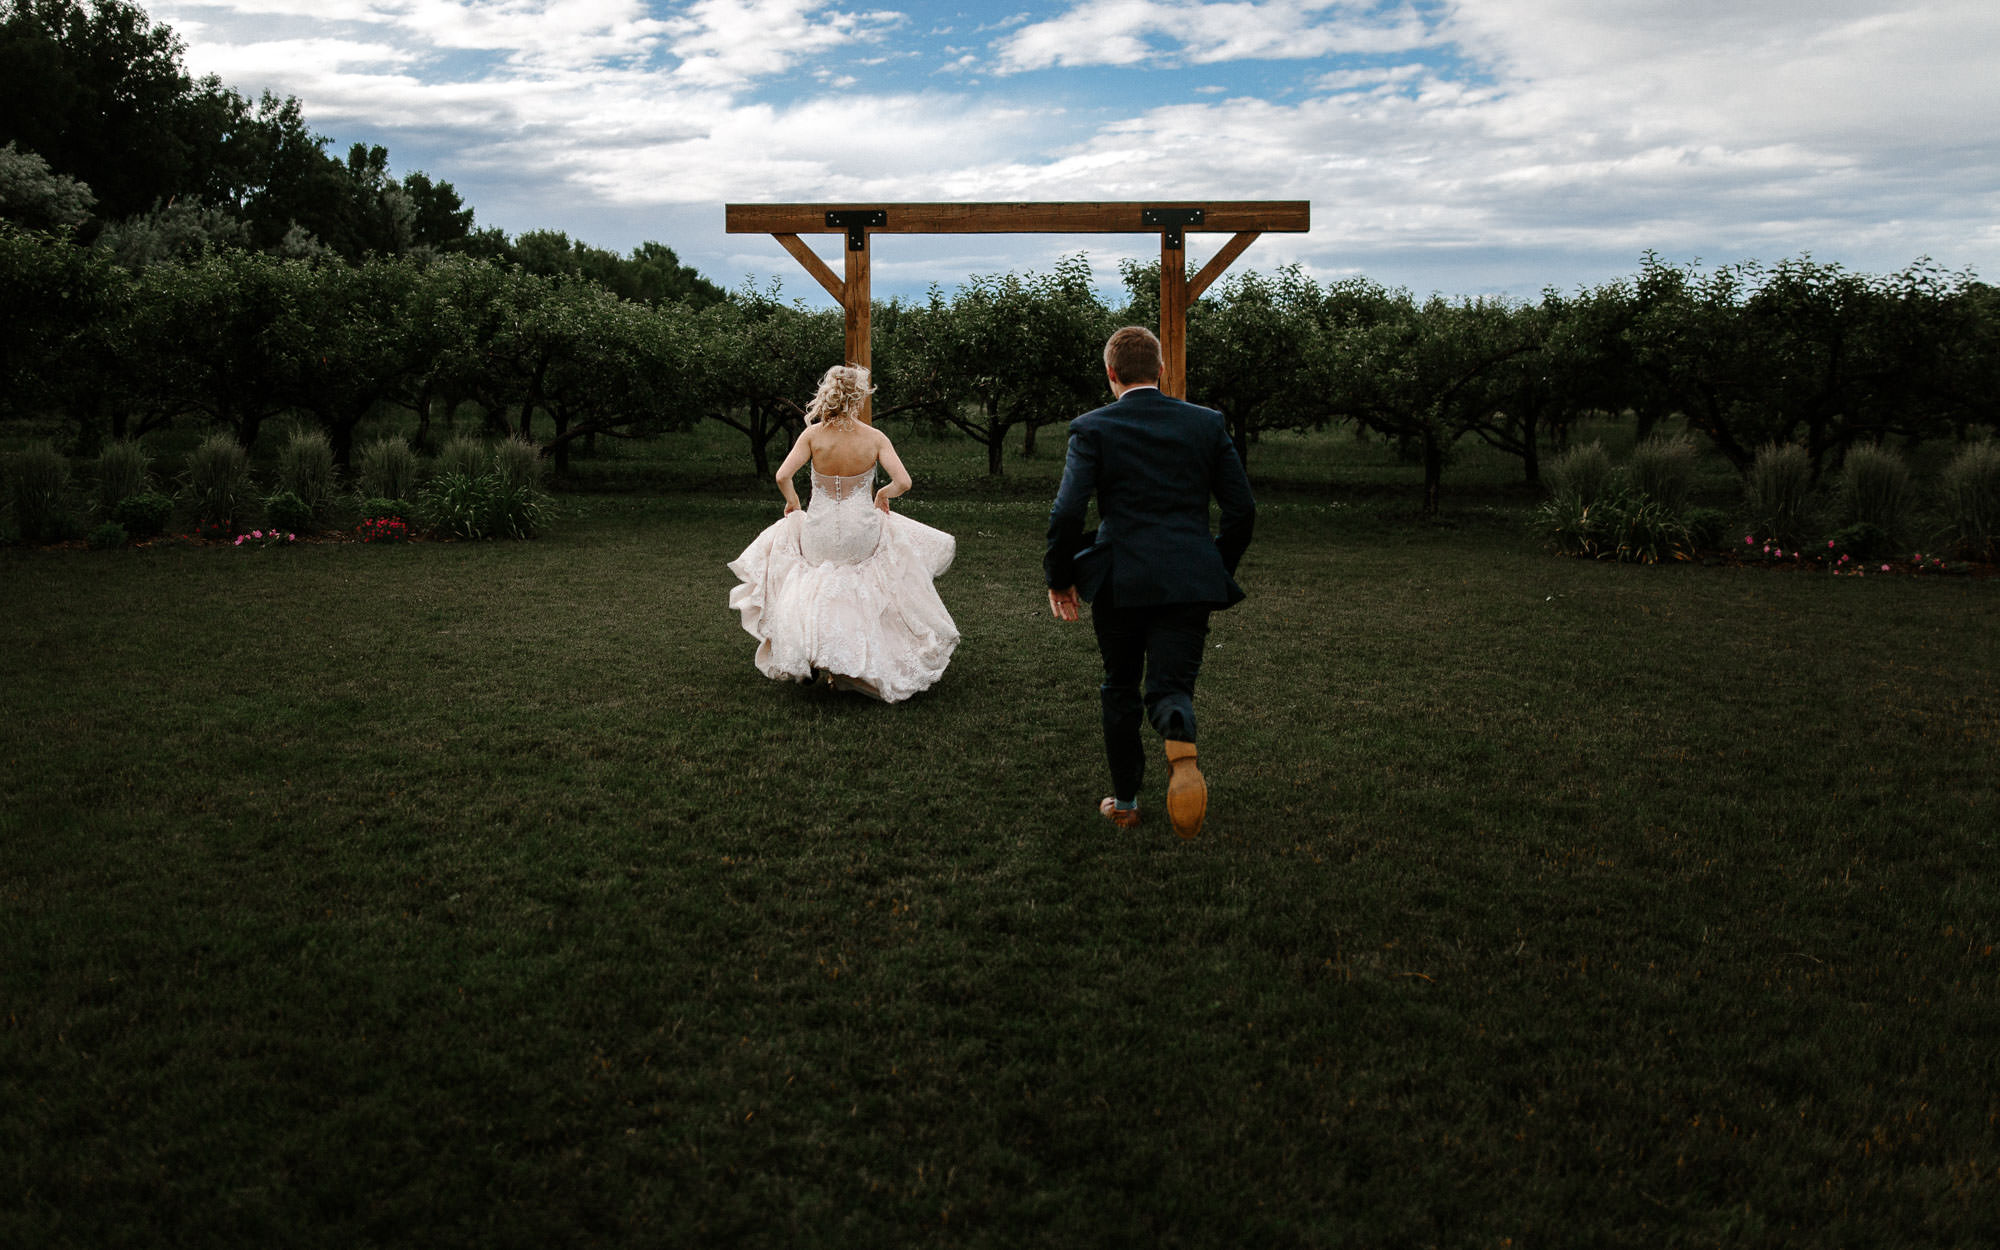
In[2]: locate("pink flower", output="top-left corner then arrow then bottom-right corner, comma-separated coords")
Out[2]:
1744,535 -> 1755,545
1881,564 -> 1891,572
252,530 -> 263,539
1828,540 -> 1835,548
286,533 -> 296,541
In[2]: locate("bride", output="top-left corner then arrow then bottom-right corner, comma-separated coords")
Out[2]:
727,364 -> 959,702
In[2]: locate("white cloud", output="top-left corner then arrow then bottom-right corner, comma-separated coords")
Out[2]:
993,0 -> 1437,72
663,0 -> 901,86
178,36 -> 423,78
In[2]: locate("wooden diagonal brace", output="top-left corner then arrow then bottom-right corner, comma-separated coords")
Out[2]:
773,234 -> 845,303
1188,232 -> 1264,302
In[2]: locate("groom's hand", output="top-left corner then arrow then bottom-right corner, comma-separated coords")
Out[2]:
1048,586 -> 1081,622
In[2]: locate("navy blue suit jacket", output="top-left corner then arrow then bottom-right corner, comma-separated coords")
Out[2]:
1044,387 -> 1256,609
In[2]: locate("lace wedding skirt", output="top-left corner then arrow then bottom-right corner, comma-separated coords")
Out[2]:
727,468 -> 959,703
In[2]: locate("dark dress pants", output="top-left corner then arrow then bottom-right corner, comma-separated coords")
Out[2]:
1090,594 -> 1212,802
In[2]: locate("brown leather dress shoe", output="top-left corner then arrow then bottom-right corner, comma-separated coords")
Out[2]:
1099,797 -> 1141,829
1164,740 -> 1206,838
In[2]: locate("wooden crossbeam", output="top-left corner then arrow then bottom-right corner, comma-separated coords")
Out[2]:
727,201 -> 1308,236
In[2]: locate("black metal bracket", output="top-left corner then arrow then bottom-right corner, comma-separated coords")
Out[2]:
1142,207 -> 1204,250
826,210 -> 887,251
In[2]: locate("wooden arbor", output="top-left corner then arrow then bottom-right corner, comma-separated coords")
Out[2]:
724,201 -> 1311,406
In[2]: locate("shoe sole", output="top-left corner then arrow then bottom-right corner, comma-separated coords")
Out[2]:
1166,760 -> 1206,839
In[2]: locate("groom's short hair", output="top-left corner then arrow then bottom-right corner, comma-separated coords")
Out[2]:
1104,326 -> 1163,385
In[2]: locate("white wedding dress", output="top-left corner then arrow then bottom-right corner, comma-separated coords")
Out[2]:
727,466 -> 959,703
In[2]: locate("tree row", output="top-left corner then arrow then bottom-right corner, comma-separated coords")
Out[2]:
7,227 -> 1998,509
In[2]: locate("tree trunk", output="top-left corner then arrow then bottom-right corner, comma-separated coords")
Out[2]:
1422,429 -> 1445,515
326,411 -> 357,471
749,410 -> 774,479
987,429 -> 1006,476
1020,422 -> 1038,458
411,381 -> 435,452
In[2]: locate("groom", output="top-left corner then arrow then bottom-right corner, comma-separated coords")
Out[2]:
1045,326 -> 1256,837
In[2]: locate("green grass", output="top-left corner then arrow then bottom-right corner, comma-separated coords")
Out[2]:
3,493 -> 1997,1247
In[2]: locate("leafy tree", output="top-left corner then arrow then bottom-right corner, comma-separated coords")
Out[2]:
393,254 -> 508,447
0,223 -> 129,436
122,248 -> 313,447
1331,294 -> 1542,513
693,287 -> 842,478
399,169 -> 473,252
228,92 -> 353,252
93,196 -> 250,267
1734,255 -> 1883,470
1870,260 -> 2000,443
285,256 -> 423,466
440,264 -> 562,441
512,229 -> 725,307
537,293 -> 699,472
1184,264 -> 1333,468
1622,254 -> 1768,472
0,0 -> 229,219
1456,297 -> 1562,486
914,256 -> 1111,475
0,140 -> 94,230
627,240 -> 725,308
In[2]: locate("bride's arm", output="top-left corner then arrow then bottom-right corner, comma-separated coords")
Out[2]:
774,427 -> 814,513
873,431 -> 914,512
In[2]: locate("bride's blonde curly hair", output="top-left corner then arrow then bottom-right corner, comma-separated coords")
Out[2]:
804,363 -> 874,426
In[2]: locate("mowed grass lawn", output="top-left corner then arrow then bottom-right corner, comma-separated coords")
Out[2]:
3,479 -> 1997,1246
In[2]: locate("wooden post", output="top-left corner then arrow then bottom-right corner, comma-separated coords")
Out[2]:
1159,232 -> 1189,399
845,235 -> 873,423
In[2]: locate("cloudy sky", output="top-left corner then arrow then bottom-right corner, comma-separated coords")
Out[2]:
150,0 -> 2000,305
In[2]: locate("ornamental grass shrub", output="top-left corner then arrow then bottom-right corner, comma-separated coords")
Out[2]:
1533,486 -> 1692,564
7,442 -> 80,544
1835,443 -> 1915,546
1625,434 -> 1699,515
418,473 -> 548,541
274,426 -> 337,527
94,440 -> 151,513
183,432 -> 252,536
493,436 -> 545,491
435,436 -> 489,482
1544,441 -> 1615,506
357,436 -> 419,501
1744,442 -> 1816,547
1937,439 -> 2000,561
